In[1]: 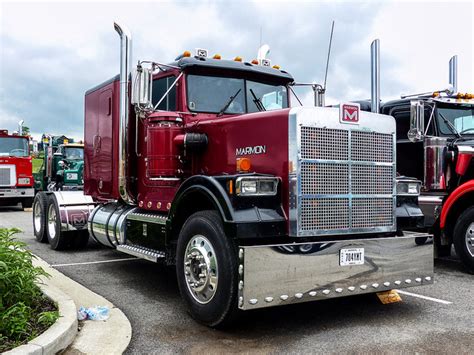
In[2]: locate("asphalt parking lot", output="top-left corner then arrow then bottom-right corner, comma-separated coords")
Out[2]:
1,205 -> 473,354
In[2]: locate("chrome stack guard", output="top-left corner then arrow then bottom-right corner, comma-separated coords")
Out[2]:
238,232 -> 433,310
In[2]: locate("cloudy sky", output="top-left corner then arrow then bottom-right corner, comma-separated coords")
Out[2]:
0,0 -> 472,140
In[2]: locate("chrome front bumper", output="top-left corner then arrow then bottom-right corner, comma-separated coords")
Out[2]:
238,232 -> 433,310
0,187 -> 34,198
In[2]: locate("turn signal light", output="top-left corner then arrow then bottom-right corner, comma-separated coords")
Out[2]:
213,54 -> 222,60
237,157 -> 251,172
183,50 -> 191,57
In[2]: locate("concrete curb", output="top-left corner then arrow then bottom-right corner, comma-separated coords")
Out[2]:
3,277 -> 78,355
33,256 -> 132,355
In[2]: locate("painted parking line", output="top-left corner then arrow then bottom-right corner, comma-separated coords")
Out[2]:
51,257 -> 139,267
395,289 -> 452,305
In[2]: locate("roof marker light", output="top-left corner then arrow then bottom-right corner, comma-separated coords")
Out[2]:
251,59 -> 259,65
234,56 -> 243,62
183,50 -> 191,58
272,64 -> 280,69
213,54 -> 222,60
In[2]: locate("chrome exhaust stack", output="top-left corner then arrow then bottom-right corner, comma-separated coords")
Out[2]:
114,22 -> 134,205
449,55 -> 458,94
371,39 -> 380,113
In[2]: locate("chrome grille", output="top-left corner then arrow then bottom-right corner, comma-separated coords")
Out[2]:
0,167 -> 12,186
296,126 -> 395,236
301,198 -> 349,231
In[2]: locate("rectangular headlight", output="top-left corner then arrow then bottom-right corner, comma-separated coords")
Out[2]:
66,173 -> 78,180
236,177 -> 278,196
396,179 -> 421,196
18,177 -> 31,185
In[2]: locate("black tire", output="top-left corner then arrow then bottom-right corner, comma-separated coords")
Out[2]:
32,193 -> 48,243
46,195 -> 69,250
70,230 -> 89,249
176,210 -> 239,328
453,206 -> 474,274
22,197 -> 33,209
415,237 -> 428,245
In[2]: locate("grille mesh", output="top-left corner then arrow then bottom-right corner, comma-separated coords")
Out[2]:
351,131 -> 393,162
301,127 -> 348,160
301,198 -> 349,231
0,168 -> 11,186
298,126 -> 395,235
352,198 -> 394,228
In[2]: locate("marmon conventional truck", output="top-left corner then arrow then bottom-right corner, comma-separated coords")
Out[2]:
0,129 -> 34,208
358,52 -> 474,273
34,23 -> 433,326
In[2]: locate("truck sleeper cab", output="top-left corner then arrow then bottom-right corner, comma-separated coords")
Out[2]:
34,23 -> 433,327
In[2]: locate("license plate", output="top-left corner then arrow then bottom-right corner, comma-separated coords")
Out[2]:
339,248 -> 365,266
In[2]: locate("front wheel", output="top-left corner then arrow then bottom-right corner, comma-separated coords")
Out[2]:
453,206 -> 474,274
176,211 -> 239,327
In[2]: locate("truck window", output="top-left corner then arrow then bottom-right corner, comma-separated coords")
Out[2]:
152,76 -> 177,111
65,147 -> 84,159
186,74 -> 288,114
437,104 -> 474,135
0,137 -> 28,157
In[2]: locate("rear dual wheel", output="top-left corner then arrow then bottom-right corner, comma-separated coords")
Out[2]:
176,211 -> 239,328
33,192 -> 48,242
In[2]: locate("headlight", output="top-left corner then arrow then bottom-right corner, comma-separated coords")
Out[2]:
396,179 -> 421,196
66,173 -> 78,180
236,177 -> 278,196
18,177 -> 31,185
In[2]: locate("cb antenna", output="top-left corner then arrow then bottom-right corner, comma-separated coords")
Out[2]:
323,20 -> 335,91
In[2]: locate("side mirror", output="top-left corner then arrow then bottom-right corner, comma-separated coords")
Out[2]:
131,64 -> 153,109
408,100 -> 425,142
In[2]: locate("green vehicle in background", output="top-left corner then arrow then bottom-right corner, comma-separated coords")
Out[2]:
33,135 -> 84,192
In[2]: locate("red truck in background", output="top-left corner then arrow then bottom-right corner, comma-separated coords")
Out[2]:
0,129 -> 34,209
33,23 -> 434,327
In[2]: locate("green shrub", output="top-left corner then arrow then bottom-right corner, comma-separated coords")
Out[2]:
0,228 -> 58,351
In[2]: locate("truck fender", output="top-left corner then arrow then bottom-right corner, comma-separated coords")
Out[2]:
169,175 -> 234,224
48,191 -> 96,232
440,180 -> 474,229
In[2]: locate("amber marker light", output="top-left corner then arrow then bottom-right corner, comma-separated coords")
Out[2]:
272,64 -> 281,69
213,54 -> 222,60
237,157 -> 251,172
183,50 -> 191,57
234,56 -> 242,62
227,180 -> 234,194
251,59 -> 259,65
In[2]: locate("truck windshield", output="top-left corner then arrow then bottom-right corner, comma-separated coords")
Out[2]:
0,137 -> 29,157
187,74 -> 288,114
65,147 -> 84,159
437,104 -> 474,135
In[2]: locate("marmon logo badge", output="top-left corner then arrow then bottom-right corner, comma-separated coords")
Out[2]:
236,145 -> 266,156
339,102 -> 360,124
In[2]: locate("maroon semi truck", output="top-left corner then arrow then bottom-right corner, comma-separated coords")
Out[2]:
33,23 -> 433,326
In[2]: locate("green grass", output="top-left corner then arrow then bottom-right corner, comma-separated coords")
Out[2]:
32,158 -> 43,173
0,228 -> 58,352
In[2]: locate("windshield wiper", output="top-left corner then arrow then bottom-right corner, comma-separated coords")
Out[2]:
217,89 -> 242,117
249,89 -> 266,112
438,111 -> 462,139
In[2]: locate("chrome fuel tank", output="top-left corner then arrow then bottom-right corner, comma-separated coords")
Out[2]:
88,203 -> 137,247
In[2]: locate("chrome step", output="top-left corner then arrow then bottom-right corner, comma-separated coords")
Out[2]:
116,244 -> 166,263
127,211 -> 167,224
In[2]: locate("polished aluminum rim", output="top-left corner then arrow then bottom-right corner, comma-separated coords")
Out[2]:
33,200 -> 42,233
47,204 -> 57,239
466,222 -> 474,257
184,235 -> 218,304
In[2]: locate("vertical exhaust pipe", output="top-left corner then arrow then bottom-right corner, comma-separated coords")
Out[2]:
449,55 -> 458,94
114,22 -> 134,205
371,39 -> 380,113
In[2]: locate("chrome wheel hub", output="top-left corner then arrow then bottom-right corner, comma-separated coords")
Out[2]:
466,222 -> 474,257
33,200 -> 42,233
184,235 -> 218,304
47,205 -> 57,239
